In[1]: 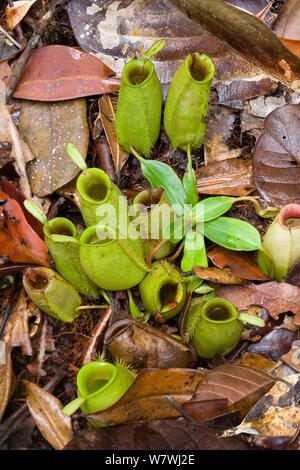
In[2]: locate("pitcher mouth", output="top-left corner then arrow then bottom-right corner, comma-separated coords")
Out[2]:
77,168 -> 111,205
23,267 -> 50,292
80,225 -> 116,246
202,298 -> 237,323
157,279 -> 183,313
77,362 -> 117,399
278,204 -> 300,230
133,188 -> 164,214
123,59 -> 154,87
44,217 -> 77,239
186,53 -> 215,84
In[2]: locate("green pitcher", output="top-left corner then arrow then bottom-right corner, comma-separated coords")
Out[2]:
184,296 -> 265,358
79,225 -> 148,290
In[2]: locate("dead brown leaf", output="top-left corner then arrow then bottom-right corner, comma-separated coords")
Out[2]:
193,266 -> 244,284
207,246 -> 269,280
6,1 -> 37,31
25,381 -> 73,450
87,368 -> 204,426
0,342 -> 13,423
215,281 -> 300,324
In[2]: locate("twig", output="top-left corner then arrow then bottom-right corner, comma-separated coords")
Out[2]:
6,0 -> 70,102
82,306 -> 113,365
0,274 -> 19,339
0,25 -> 22,49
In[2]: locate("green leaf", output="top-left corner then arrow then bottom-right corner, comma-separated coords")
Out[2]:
238,313 -> 265,327
187,275 -> 203,294
192,196 -> 235,224
66,143 -> 87,171
135,155 -> 188,215
145,39 -> 166,59
183,144 -> 198,206
181,228 -> 207,271
127,289 -> 143,320
163,216 -> 186,243
24,199 -> 47,224
203,217 -> 262,251
194,283 -> 215,295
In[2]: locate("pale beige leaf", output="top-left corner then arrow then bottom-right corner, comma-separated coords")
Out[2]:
6,1 -> 37,31
0,342 -> 13,422
25,381 -> 73,450
98,94 -> 129,175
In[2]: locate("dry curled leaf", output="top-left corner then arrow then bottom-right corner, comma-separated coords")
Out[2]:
196,158 -> 255,197
19,99 -> 89,197
215,281 -> 300,325
188,364 -> 274,421
253,104 -> 300,207
87,368 -> 204,426
13,45 -> 120,101
248,328 -> 297,360
2,288 -> 41,356
0,342 -> 13,423
104,319 -> 196,369
192,266 -> 244,284
207,246 -> 269,281
98,95 -> 129,176
6,1 -> 37,31
25,381 -> 73,450
64,419 -> 253,450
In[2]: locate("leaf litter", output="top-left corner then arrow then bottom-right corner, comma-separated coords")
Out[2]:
0,0 -> 299,452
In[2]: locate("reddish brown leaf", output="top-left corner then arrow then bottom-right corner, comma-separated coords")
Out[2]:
64,419 -> 253,450
13,45 -> 120,101
183,398 -> 228,423
253,104 -> 300,207
248,328 -> 297,360
1,178 -> 44,238
0,199 -> 50,266
196,158 -> 255,196
191,364 -> 274,420
193,266 -> 244,284
215,281 -> 300,324
207,246 -> 269,280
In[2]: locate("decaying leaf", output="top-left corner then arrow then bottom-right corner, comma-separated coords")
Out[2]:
223,374 -> 300,441
104,319 -> 196,369
6,1 -> 37,31
237,352 -> 277,372
168,0 -> 300,89
187,364 -> 274,421
204,106 -> 241,164
0,198 -> 50,266
207,246 -> 269,280
192,266 -> 244,284
253,104 -> 300,207
196,158 -> 255,196
0,342 -> 13,423
19,99 -> 89,197
64,419 -> 253,450
248,328 -> 297,360
215,281 -> 300,325
282,340 -> 300,373
87,368 -> 204,426
67,0 -> 277,103
25,381 -> 73,450
273,0 -> 300,41
98,95 -> 129,175
2,288 -> 41,356
0,33 -> 19,62
13,45 -> 120,101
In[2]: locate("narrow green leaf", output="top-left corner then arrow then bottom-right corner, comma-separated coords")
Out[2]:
183,144 -> 198,206
145,39 -> 166,59
204,217 -> 261,251
238,314 -> 265,327
181,228 -> 207,271
24,199 -> 47,224
135,154 -> 188,215
66,143 -> 87,171
192,196 -> 235,224
163,216 -> 186,243
127,289 -> 143,320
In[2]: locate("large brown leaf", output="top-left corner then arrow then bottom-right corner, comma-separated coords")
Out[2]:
185,364 -> 274,421
0,342 -> 13,423
168,0 -> 300,89
87,368 -> 204,426
273,0 -> 300,40
0,198 -> 50,266
19,99 -> 89,197
64,419 -> 253,450
253,105 -> 300,207
13,45 -> 120,101
192,266 -> 244,284
67,0 -> 277,102
25,381 -> 73,450
215,281 -> 300,325
248,328 -> 297,360
196,158 -> 255,196
207,246 -> 269,281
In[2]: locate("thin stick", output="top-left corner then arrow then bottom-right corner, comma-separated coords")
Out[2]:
146,239 -> 167,265
0,25 -> 22,49
75,304 -> 110,311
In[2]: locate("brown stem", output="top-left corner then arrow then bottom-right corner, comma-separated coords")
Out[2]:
0,274 -> 19,339
146,239 -> 167,265
6,0 -> 70,102
82,306 -> 113,365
